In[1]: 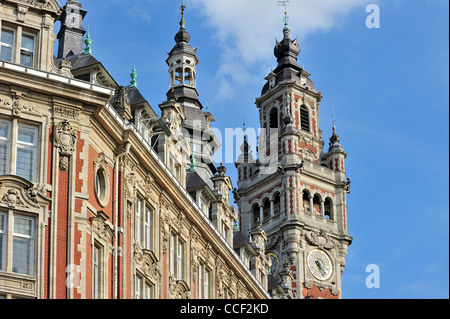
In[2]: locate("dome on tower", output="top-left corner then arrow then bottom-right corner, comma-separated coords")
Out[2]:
175,17 -> 191,44
274,29 -> 300,61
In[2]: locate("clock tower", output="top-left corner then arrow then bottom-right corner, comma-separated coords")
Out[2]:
234,21 -> 353,299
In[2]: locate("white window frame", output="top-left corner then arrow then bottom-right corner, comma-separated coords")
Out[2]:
20,32 -> 35,68
12,215 -> 34,276
0,212 -> 6,272
144,205 -> 152,250
0,119 -> 39,182
0,27 -> 15,63
16,123 -> 38,182
92,244 -> 102,299
170,233 -> 184,280
136,196 -> 153,251
198,263 -> 210,299
135,273 -> 153,299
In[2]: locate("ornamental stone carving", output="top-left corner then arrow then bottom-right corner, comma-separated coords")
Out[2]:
134,244 -> 161,281
54,120 -> 77,172
305,230 -> 338,251
1,189 -> 27,208
168,276 -> 190,299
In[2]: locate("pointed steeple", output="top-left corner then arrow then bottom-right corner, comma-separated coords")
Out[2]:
130,63 -> 138,88
328,115 -> 344,152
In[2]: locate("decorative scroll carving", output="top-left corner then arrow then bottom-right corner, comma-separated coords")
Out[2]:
1,189 -> 28,208
168,276 -> 190,299
305,230 -> 338,251
54,120 -> 77,172
134,244 -> 161,281
89,212 -> 113,240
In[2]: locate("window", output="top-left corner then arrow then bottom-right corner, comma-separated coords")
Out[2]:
0,28 -> 36,67
136,196 -> 153,250
12,216 -> 34,276
198,263 -> 210,299
324,198 -> 333,220
0,212 -> 35,276
0,213 -> 6,271
16,124 -> 38,181
300,105 -> 310,132
0,120 -> 38,182
170,233 -> 185,280
136,275 -> 153,299
269,108 -> 278,129
93,244 -> 102,299
0,28 -> 14,62
20,33 -> 35,67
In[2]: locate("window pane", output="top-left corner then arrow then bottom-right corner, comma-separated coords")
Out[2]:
135,276 -> 141,299
145,206 -> 151,249
21,34 -> 34,51
16,145 -> 35,181
0,214 -> 5,271
20,53 -> 32,67
0,46 -> 12,62
18,126 -> 37,144
14,217 -> 32,237
1,29 -> 14,45
13,237 -> 32,275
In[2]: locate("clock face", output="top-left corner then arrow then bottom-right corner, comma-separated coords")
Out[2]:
267,253 -> 280,276
307,249 -> 333,281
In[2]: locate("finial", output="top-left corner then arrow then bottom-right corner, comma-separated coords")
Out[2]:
189,153 -> 196,171
84,28 -> 92,55
130,63 -> 137,88
277,0 -> 290,31
180,0 -> 186,29
243,114 -> 247,135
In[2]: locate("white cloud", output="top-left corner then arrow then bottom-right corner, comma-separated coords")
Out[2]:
190,0 -> 366,100
191,0 -> 365,63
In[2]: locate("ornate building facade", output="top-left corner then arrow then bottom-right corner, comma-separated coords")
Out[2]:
0,0 -> 352,300
234,24 -> 353,299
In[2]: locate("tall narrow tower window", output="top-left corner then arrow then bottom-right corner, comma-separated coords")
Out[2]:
269,108 -> 278,129
300,105 -> 310,132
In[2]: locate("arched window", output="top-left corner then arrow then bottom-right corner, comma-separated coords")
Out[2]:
300,105 -> 310,132
252,204 -> 260,226
324,198 -> 333,220
269,107 -> 278,129
263,198 -> 270,220
273,192 -> 281,215
313,194 -> 321,216
302,190 -> 311,213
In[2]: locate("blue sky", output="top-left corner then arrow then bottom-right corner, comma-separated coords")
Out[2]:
66,0 -> 449,299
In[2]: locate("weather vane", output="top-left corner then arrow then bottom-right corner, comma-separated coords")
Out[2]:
277,0 -> 290,30
180,0 -> 185,16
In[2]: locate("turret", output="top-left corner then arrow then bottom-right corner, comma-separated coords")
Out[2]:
57,0 -> 87,58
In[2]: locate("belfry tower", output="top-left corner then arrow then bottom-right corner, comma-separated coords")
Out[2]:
234,10 -> 353,299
